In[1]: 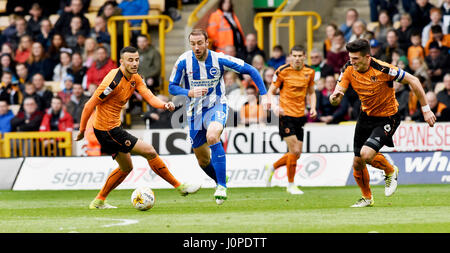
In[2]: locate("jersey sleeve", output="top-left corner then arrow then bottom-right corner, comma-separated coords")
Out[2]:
272,68 -> 284,88
308,69 -> 315,88
337,65 -> 351,89
387,66 -> 406,82
94,69 -> 121,101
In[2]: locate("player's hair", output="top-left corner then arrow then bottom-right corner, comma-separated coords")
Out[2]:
290,45 -> 305,54
189,29 -> 208,41
120,46 -> 138,57
346,39 -> 370,56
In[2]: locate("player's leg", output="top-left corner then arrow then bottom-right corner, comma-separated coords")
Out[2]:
132,139 -> 200,196
89,152 -> 133,209
193,142 -> 217,183
206,121 -> 228,204
283,135 -> 304,195
266,116 -> 291,186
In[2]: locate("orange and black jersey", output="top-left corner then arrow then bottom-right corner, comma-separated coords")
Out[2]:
337,58 -> 406,117
79,68 -> 165,132
272,63 -> 315,117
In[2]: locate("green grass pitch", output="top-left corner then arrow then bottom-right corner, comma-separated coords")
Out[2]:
0,184 -> 449,233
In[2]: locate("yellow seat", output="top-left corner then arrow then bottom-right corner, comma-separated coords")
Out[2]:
150,0 -> 165,12
89,0 -> 108,13
0,0 -> 6,14
0,16 -> 9,31
49,14 -> 60,26
85,12 -> 97,28
45,81 -> 62,93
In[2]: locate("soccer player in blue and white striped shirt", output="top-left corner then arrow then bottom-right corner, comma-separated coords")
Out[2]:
169,29 -> 270,205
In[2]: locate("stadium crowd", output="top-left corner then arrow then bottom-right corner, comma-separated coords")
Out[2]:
0,0 -> 449,137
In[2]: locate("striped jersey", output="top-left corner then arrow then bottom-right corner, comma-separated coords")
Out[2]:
169,50 -> 252,117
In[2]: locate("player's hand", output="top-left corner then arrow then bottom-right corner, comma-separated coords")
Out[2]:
423,111 -> 436,127
329,90 -> 344,106
164,102 -> 175,111
189,87 -> 208,97
309,108 -> 317,119
75,130 -> 85,141
261,94 -> 271,110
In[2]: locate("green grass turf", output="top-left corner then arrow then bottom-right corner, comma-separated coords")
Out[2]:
0,184 -> 449,233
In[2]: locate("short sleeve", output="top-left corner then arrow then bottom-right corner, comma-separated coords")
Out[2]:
272,69 -> 284,88
337,67 -> 351,89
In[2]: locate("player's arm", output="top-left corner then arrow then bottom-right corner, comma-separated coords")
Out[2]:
400,72 -> 436,127
136,81 -> 174,111
307,82 -> 317,119
168,57 -> 207,98
75,96 -> 101,141
329,84 -> 347,106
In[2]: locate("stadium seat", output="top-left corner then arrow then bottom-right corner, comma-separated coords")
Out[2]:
85,12 -> 97,28
150,0 -> 165,12
45,81 -> 62,93
88,0 -> 108,13
0,0 -> 6,14
9,104 -> 20,115
49,14 -> 60,26
0,16 -> 9,31
367,22 -> 378,32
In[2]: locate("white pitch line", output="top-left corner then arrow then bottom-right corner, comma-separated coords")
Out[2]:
99,218 -> 139,228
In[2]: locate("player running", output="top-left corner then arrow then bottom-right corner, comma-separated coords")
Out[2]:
75,46 -> 200,209
329,39 -> 436,207
265,45 -> 317,194
168,29 -> 270,205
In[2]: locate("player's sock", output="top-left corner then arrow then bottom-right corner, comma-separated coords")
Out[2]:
286,153 -> 298,183
148,155 -> 181,188
96,167 -> 130,200
273,153 -> 289,170
210,142 -> 227,188
369,153 -> 394,175
353,166 -> 372,199
201,162 -> 217,183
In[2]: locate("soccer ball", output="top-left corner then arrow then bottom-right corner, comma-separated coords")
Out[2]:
131,187 -> 155,211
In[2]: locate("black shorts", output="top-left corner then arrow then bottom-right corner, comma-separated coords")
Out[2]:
93,126 -> 138,159
353,111 -> 401,156
279,116 -> 307,141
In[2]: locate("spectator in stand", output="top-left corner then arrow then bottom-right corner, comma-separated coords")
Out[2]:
27,3 -> 45,39
262,67 -> 275,91
207,0 -> 246,59
32,73 -> 53,111
35,19 -> 54,51
10,96 -> 44,132
15,63 -> 29,91
316,75 -> 349,124
370,39 -> 384,58
267,45 -> 286,71
90,16 -> 110,48
240,85 -> 265,127
380,29 -> 404,63
424,25 -> 450,55
66,52 -> 87,88
1,53 -> 17,82
407,30 -> 425,63
369,0 -> 399,22
243,33 -> 266,64
326,30 -> 349,74
82,37 -> 97,68
223,45 -> 237,57
143,94 -> 173,129
0,100 -> 14,134
422,8 -> 446,47
410,57 -> 432,91
86,46 -> 116,91
442,0 -> 450,34
349,20 -> 368,43
372,9 -> 393,44
2,16 -> 31,50
39,96 -> 74,132
1,43 -> 15,59
47,34 -> 68,71
309,48 -> 334,88
252,54 -> 266,78
0,15 -> 18,46
5,0 -> 32,17
118,0 -> 149,27
58,74 -> 74,105
340,8 -> 359,42
137,34 -> 161,93
53,50 -> 72,83
437,73 -> 450,107
64,16 -> 87,50
409,0 -> 435,32
15,35 -> 32,64
59,0 -> 91,14
97,1 -> 121,20
21,83 -> 43,112
54,0 -> 91,37
394,80 -> 411,120
0,71 -> 21,105
323,23 -> 338,58
66,83 -> 89,130
396,13 -> 414,53
425,42 -> 450,85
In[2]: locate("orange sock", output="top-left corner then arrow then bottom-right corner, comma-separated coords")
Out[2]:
353,166 -> 372,199
273,153 -> 289,169
97,167 -> 130,200
369,153 -> 394,175
286,153 -> 298,183
148,155 -> 181,188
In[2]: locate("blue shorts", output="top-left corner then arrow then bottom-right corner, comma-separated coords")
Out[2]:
188,103 -> 228,148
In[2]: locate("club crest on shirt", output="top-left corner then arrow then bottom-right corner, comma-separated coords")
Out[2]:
209,67 -> 219,77
371,76 -> 377,82
125,140 -> 131,146
130,81 -> 136,87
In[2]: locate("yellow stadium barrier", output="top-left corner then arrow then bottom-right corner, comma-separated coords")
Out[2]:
2,131 -> 72,157
254,11 -> 322,65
